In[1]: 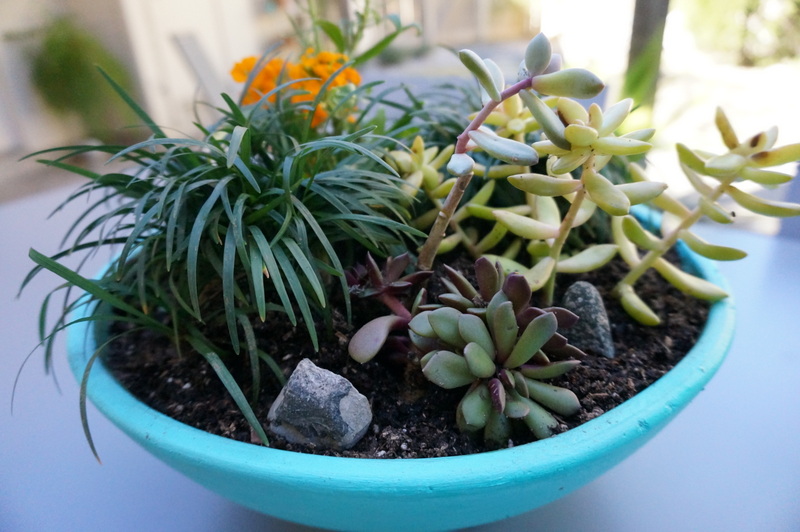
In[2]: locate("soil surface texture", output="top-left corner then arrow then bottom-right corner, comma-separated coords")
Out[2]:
104,253 -> 708,458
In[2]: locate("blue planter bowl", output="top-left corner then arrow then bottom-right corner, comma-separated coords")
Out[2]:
67,244 -> 735,532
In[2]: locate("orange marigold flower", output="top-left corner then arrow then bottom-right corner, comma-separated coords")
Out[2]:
297,49 -> 361,88
340,66 -> 361,86
310,106 -> 329,128
230,49 -> 361,126
230,57 -> 257,83
233,57 -> 289,105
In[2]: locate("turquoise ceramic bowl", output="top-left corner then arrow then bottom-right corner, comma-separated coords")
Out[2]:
67,243 -> 734,532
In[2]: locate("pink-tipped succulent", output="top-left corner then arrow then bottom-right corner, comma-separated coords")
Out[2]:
347,253 -> 431,364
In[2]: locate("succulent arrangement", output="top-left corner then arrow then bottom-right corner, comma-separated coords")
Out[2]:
21,1 -> 800,455
348,31 -> 800,444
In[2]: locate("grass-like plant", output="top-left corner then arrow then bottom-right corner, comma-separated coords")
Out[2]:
21,39 -> 425,456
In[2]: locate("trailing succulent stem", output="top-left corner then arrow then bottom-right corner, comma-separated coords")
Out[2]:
415,33 -> 658,307
612,108 -> 800,325
409,32 -> 800,327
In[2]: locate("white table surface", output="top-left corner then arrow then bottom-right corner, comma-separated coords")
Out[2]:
2,182 -> 799,532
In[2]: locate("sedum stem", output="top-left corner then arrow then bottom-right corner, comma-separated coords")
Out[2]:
417,172 -> 474,270
614,175 -> 738,294
541,159 -> 592,306
418,77 -> 534,271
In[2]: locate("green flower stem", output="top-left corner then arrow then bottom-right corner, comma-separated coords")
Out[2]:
419,78 -> 534,270
542,159 -> 592,306
613,174 -> 738,295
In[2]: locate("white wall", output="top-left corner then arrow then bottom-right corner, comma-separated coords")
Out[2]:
119,0 -> 260,134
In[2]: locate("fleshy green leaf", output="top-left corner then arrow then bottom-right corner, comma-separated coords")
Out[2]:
458,384 -> 492,431
428,306 -> 466,348
525,378 -> 581,416
504,312 -> 557,368
468,129 -> 539,165
507,172 -> 581,196
584,169 -> 630,216
458,314 -> 496,358
679,230 -> 747,261
519,360 -> 580,379
519,90 -> 570,150
521,396 -> 558,439
463,342 -> 496,378
530,68 -> 604,99
458,49 -> 502,102
652,258 -> 729,301
524,33 -> 552,77
422,350 -> 474,389
491,301 -> 518,363
728,185 -> 800,217
556,244 -> 619,274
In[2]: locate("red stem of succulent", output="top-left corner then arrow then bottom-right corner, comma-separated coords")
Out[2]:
418,76 -> 534,270
378,293 -> 413,320
454,77 -> 534,154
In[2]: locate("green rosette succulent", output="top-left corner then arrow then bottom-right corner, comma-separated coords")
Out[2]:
408,257 -> 585,444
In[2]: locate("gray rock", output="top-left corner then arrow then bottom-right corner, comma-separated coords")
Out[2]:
268,359 -> 372,450
559,281 -> 615,359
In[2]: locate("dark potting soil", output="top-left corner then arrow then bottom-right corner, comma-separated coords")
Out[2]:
103,254 -> 709,458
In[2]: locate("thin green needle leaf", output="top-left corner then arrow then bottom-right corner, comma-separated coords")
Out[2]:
226,126 -> 249,168
97,66 -> 166,138
249,246 -> 267,321
352,23 -> 419,67
34,158 -> 102,180
237,313 -> 261,403
283,238 -> 326,307
117,202 -> 160,275
166,181 -> 189,268
315,20 -> 346,52
258,349 -> 286,385
249,227 -> 297,325
291,196 -> 350,318
109,137 -> 219,164
221,93 -> 248,125
273,244 -> 319,350
187,176 -> 234,316
28,249 -> 166,332
80,334 -> 126,463
232,158 -> 261,193
222,229 -> 241,354
188,335 -> 270,446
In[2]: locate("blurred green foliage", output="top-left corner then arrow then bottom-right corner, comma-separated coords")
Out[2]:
676,0 -> 800,66
30,17 -> 137,143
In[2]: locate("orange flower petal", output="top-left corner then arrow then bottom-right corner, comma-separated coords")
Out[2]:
230,56 -> 257,82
